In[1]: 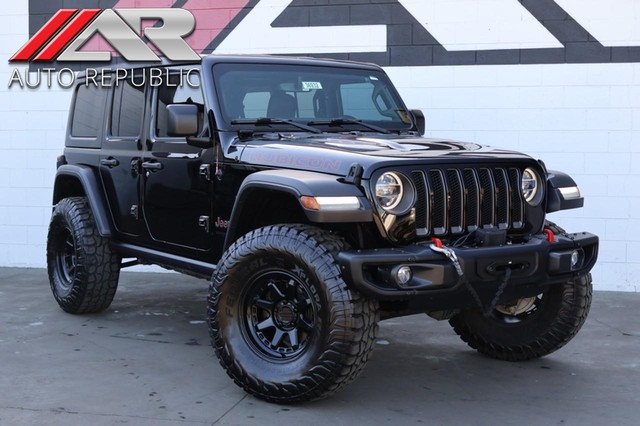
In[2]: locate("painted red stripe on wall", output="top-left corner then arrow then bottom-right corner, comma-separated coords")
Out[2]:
33,9 -> 102,62
9,9 -> 78,62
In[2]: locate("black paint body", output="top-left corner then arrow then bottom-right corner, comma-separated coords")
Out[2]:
52,56 -> 598,313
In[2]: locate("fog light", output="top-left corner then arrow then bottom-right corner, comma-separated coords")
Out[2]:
571,250 -> 580,268
395,266 -> 412,285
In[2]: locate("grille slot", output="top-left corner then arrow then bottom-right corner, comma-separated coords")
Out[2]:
509,168 -> 525,229
409,166 -> 526,238
447,169 -> 464,234
411,171 -> 429,236
478,169 -> 495,228
463,169 -> 480,232
494,168 -> 510,230
428,170 -> 447,235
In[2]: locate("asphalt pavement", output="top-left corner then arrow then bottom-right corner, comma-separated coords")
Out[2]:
1,267 -> 639,426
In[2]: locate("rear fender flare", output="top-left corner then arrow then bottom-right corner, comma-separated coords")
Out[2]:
53,165 -> 113,237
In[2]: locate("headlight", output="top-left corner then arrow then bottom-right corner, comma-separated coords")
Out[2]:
521,168 -> 542,205
376,172 -> 403,210
375,172 -> 415,215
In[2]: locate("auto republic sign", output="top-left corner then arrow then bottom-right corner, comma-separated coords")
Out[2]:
8,8 -> 201,89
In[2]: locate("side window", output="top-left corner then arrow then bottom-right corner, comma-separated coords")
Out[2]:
110,79 -> 145,137
340,82 -> 390,121
71,85 -> 108,138
156,73 -> 204,138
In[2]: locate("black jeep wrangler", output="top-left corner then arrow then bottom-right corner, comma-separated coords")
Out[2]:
47,55 -> 598,403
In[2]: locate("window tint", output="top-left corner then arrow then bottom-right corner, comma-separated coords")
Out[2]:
71,85 -> 108,138
214,63 -> 411,131
340,82 -> 390,121
110,80 -> 145,137
156,73 -> 204,137
242,92 -> 270,118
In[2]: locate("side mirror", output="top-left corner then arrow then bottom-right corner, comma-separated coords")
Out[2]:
167,104 -> 199,137
410,109 -> 426,136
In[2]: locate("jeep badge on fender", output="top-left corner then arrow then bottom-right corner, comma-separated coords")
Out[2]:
47,55 -> 598,404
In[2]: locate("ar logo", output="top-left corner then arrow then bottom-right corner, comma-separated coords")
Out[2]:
10,8 -> 200,62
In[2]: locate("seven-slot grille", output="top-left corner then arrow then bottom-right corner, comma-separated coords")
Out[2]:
410,167 -> 525,238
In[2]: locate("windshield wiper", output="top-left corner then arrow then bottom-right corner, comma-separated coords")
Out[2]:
231,118 -> 322,134
307,118 -> 391,134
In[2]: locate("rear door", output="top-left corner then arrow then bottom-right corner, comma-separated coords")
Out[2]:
99,75 -> 147,237
142,71 -> 214,251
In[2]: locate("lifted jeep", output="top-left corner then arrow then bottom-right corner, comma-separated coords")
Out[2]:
47,55 -> 598,403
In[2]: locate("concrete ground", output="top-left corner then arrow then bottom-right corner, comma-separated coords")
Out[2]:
0,268 -> 638,426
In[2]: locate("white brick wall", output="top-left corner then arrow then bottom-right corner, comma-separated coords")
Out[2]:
0,2 -> 638,291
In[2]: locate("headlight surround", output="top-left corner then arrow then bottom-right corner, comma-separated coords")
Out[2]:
375,171 -> 415,215
521,167 -> 542,205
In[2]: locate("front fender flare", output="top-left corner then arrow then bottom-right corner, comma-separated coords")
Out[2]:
224,169 -> 373,249
546,170 -> 584,213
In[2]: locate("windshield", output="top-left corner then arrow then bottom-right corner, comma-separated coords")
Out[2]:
212,63 -> 413,132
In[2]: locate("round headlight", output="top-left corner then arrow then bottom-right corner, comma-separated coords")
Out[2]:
521,168 -> 541,205
374,172 -> 416,215
376,172 -> 404,210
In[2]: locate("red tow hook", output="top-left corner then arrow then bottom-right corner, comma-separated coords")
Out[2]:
543,229 -> 555,243
431,237 -> 443,248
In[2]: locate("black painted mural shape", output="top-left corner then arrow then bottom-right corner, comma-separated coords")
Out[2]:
28,0 -> 640,67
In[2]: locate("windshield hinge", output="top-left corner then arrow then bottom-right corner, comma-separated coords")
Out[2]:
199,164 -> 212,181
344,163 -> 364,186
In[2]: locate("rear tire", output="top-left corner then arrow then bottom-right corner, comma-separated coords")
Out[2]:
449,274 -> 592,361
46,197 -> 120,314
208,224 -> 378,403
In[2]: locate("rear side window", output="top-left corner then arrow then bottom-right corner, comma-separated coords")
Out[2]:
110,79 -> 145,137
71,85 -> 108,138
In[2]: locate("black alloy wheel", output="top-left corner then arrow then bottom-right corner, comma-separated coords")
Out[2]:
243,270 -> 317,360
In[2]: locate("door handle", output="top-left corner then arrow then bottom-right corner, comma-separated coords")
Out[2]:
100,158 -> 119,168
141,161 -> 163,171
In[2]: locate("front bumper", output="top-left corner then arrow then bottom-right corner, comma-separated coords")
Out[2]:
337,232 -> 598,312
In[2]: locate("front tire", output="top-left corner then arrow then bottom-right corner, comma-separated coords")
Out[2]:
449,274 -> 592,361
208,224 -> 378,403
46,197 -> 120,314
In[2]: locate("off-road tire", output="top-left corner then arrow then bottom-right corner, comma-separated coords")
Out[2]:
208,224 -> 378,403
46,197 -> 120,313
449,273 -> 592,361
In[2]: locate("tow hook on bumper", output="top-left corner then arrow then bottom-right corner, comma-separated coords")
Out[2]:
429,243 -> 464,277
336,232 -> 599,308
429,240 -> 511,317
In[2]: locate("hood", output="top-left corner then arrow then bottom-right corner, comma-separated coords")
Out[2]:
234,133 -> 535,178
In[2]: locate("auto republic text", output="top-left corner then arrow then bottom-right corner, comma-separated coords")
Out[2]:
8,67 -> 200,89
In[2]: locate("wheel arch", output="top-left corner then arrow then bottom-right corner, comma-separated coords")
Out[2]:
53,165 -> 113,237
223,169 -> 373,251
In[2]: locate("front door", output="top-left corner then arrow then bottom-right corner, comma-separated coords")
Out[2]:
99,77 -> 146,237
142,72 -> 214,251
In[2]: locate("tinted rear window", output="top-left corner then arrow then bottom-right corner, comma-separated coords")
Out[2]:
71,85 -> 108,138
110,79 -> 145,137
